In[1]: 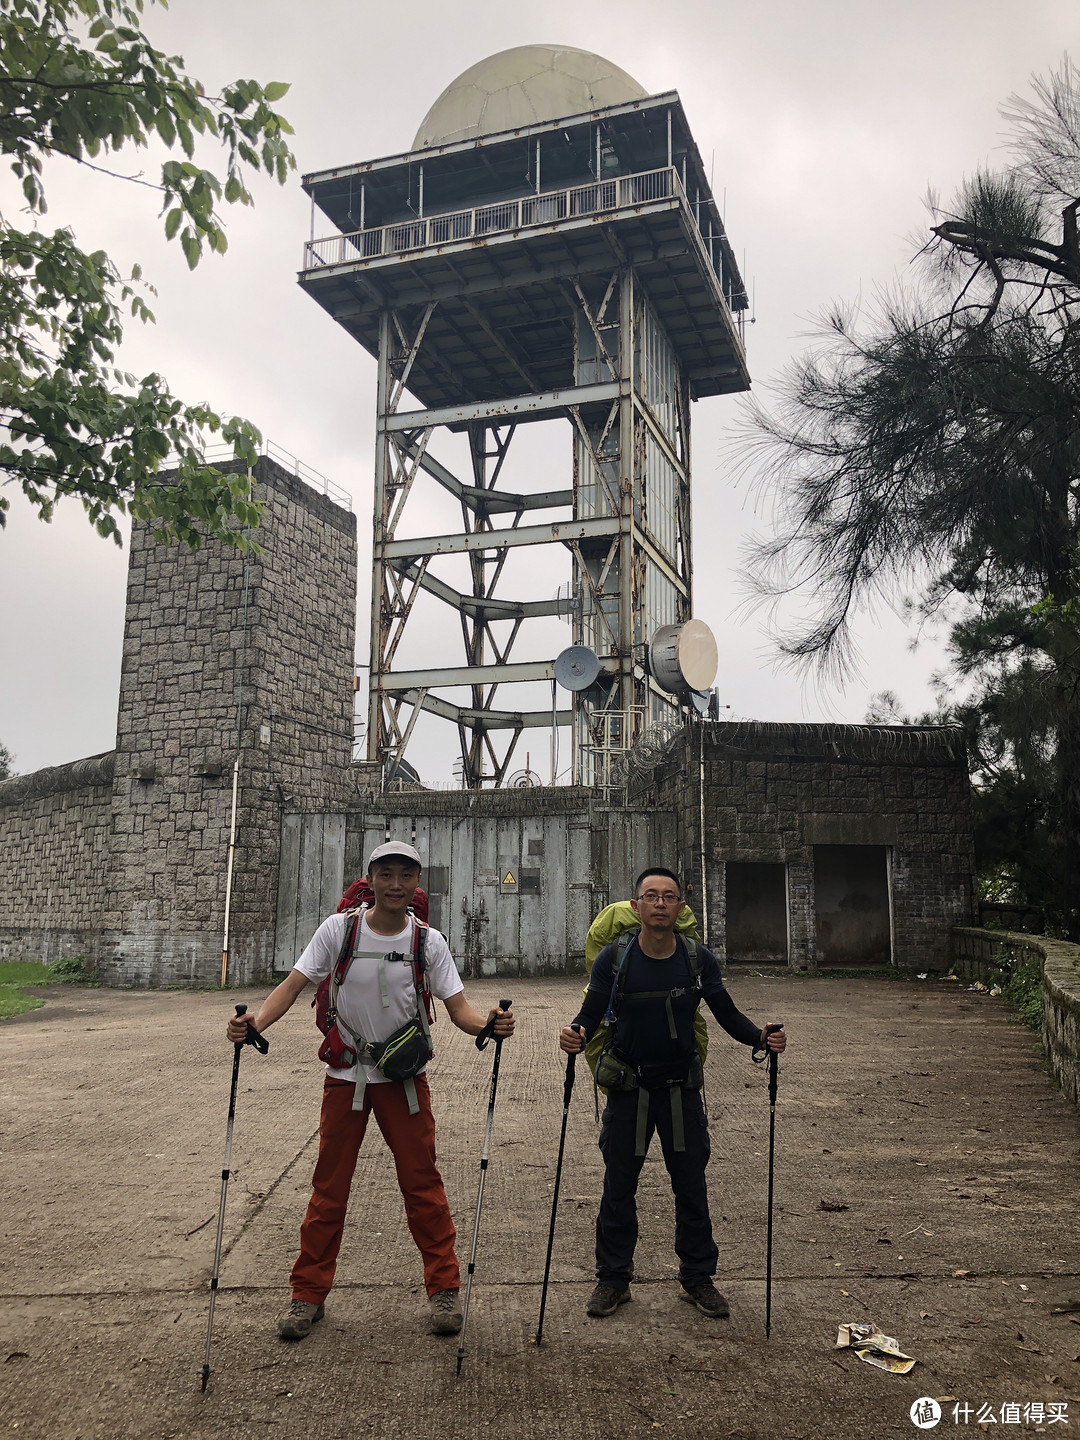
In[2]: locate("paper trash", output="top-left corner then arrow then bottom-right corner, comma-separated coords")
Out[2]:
835,1322 -> 917,1374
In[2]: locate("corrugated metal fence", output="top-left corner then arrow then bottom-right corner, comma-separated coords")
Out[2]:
274,802 -> 675,976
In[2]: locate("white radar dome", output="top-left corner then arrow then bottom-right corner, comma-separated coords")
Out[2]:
413,45 -> 648,151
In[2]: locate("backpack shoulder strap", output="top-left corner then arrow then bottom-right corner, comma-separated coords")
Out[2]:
323,908 -> 364,1029
333,908 -> 363,987
604,931 -> 637,1025
683,936 -> 703,980
411,916 -> 436,1031
412,916 -> 428,977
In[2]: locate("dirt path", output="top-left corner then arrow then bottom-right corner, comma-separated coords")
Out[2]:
1,973 -> 1078,1439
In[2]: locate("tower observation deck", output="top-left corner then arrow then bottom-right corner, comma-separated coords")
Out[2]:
299,45 -> 749,789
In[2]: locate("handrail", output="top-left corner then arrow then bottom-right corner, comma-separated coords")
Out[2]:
302,166 -> 737,317
196,439 -> 352,511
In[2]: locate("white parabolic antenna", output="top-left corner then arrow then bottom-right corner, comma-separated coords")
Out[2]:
648,620 -> 718,696
554,645 -> 600,691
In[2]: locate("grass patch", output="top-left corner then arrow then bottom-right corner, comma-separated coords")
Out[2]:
0,961 -> 55,1021
0,961 -> 61,987
0,956 -> 98,1022
1001,953 -> 1044,1030
0,986 -> 46,1019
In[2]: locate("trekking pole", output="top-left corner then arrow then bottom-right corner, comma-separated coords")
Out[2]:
200,1003 -> 269,1393
455,999 -> 512,1376
535,1024 -> 581,1345
763,1022 -> 783,1340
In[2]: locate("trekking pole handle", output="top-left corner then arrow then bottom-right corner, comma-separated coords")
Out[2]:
764,1022 -> 783,1102
233,1001 -> 270,1055
563,1024 -> 581,1104
476,999 -> 512,1051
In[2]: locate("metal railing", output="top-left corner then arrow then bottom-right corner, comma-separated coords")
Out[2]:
306,166 -> 697,271
196,438 -> 352,510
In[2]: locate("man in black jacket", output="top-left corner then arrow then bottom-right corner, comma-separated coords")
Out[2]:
559,866 -> 786,1320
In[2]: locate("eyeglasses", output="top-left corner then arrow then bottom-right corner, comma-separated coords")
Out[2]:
636,891 -> 682,905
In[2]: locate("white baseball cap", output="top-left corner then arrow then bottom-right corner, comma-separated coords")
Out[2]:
367,841 -> 423,869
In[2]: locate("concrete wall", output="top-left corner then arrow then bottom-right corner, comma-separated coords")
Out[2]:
640,722 -> 975,972
0,754 -> 115,964
953,927 -> 1080,1111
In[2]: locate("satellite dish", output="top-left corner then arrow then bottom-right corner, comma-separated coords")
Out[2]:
648,620 -> 718,696
554,645 -> 600,692
507,768 -> 542,788
690,689 -> 711,716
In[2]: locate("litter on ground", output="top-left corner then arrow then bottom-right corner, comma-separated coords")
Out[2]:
835,1323 -> 917,1374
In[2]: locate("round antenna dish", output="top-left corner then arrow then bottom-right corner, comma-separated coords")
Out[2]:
554,644 -> 600,692
689,689 -> 711,716
507,768 -> 543,788
648,620 -> 718,696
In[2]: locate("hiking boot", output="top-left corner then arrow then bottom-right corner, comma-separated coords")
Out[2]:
586,1282 -> 632,1318
278,1299 -> 325,1340
429,1289 -> 463,1335
679,1279 -> 730,1318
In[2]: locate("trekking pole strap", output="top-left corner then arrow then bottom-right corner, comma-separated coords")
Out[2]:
753,1021 -> 784,1069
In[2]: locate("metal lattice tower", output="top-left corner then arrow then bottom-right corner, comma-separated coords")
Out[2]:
300,46 -> 749,788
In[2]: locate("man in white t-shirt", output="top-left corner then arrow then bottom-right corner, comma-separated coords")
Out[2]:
225,841 -> 514,1341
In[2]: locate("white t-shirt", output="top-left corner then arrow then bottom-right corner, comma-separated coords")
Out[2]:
294,911 -> 464,1085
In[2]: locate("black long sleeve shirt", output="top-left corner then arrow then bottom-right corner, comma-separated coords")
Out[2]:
572,935 -> 762,1072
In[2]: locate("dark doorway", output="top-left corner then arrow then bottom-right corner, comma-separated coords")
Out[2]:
813,845 -> 891,965
726,862 -> 788,964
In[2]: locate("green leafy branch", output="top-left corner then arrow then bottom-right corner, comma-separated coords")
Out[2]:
0,0 -> 297,547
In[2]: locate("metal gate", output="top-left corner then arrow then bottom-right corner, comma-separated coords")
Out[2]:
274,813 -> 346,971
335,806 -> 676,977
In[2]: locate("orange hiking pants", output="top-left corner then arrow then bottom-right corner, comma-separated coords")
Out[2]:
289,1074 -> 460,1304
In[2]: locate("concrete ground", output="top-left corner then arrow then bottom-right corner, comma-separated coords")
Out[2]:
1,972 -> 1079,1440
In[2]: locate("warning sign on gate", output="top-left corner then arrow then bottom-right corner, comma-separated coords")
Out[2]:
500,870 -> 517,893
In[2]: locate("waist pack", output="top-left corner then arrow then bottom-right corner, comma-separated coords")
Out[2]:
312,907 -> 433,1115
315,1012 -> 433,1080
594,1046 -> 704,1095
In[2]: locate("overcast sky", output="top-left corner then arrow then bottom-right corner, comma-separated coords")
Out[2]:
1,0 -> 1075,781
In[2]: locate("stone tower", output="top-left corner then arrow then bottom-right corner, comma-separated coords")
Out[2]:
101,455 -> 357,985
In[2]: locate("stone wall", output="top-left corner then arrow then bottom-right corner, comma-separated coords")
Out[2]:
953,927 -> 1080,1110
638,721 -> 975,971
0,753 -> 115,964
101,455 -> 357,986
0,457 -> 357,987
